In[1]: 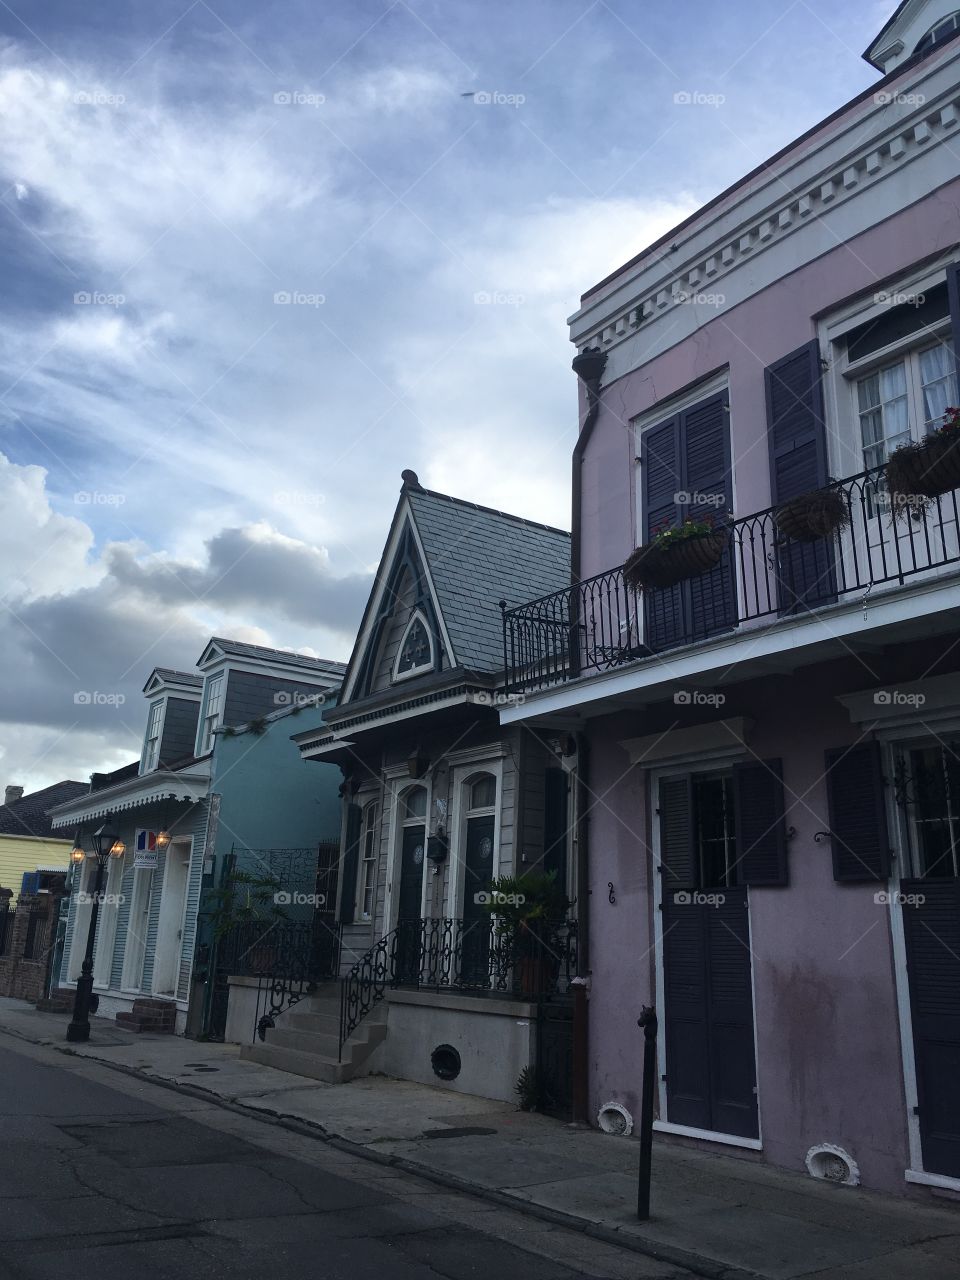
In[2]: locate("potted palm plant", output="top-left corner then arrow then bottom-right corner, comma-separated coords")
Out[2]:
774,485 -> 849,543
886,406 -> 960,518
482,870 -> 570,996
623,514 -> 728,591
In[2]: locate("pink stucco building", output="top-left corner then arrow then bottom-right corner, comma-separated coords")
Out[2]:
502,0 -> 960,1198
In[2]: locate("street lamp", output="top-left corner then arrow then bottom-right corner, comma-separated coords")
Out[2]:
66,822 -> 125,1043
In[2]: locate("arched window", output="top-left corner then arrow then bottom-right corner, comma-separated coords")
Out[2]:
915,10 -> 960,55
469,774 -> 497,812
402,786 -> 428,821
393,610 -> 435,681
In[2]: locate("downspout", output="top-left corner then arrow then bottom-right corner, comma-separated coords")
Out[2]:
569,346 -> 605,1125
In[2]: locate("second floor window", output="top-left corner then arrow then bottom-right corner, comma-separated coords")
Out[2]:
143,701 -> 163,772
857,341 -> 957,473
200,674 -> 224,754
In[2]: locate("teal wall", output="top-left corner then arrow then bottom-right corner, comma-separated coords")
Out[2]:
209,707 -> 342,867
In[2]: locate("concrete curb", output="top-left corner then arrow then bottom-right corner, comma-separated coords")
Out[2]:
0,1023 -> 760,1280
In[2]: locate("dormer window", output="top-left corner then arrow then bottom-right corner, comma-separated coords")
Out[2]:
142,701 -> 164,773
393,610 -> 435,682
199,674 -> 225,754
915,10 -> 960,54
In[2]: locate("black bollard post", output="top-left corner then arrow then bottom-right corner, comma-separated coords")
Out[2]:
636,1004 -> 658,1220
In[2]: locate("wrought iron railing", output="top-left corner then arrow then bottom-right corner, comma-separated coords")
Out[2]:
338,916 -> 579,1059
503,463 -> 960,694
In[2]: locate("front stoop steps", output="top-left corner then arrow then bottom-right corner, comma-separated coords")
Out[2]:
239,984 -> 386,1084
115,997 -> 177,1033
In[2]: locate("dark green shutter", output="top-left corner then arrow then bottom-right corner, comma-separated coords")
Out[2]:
338,803 -> 362,923
824,742 -> 890,882
733,759 -> 788,886
659,775 -> 696,893
948,261 -> 960,390
765,341 -> 836,610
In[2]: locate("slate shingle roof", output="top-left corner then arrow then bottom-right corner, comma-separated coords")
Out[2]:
152,667 -> 202,687
406,487 -> 570,674
0,781 -> 90,838
209,638 -> 347,676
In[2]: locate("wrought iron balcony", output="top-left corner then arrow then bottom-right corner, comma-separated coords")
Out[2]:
502,462 -> 960,695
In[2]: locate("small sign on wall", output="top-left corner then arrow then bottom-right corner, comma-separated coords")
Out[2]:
134,829 -> 159,869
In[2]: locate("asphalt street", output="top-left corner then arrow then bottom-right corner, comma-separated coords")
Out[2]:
0,1035 -> 682,1280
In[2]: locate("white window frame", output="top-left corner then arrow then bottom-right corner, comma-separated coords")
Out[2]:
141,700 -> 165,774
382,770 -> 433,930
445,758 -> 503,919
357,800 -> 380,922
392,608 -> 436,683
821,256 -> 959,481
197,674 -> 225,756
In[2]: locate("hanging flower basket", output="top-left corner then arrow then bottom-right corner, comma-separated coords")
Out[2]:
886,415 -> 960,518
624,526 -> 727,591
774,486 -> 849,543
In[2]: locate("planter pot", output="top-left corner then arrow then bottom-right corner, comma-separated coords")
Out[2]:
887,433 -> 960,513
623,531 -> 727,591
774,488 -> 849,543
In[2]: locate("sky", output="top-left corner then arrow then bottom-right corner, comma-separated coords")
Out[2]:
0,0 -> 888,790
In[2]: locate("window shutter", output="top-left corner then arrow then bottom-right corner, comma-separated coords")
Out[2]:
338,803 -> 362,923
659,775 -> 697,892
947,261 -> 960,390
733,759 -> 788,886
765,341 -> 836,610
642,415 -> 685,651
824,742 -> 891,882
684,392 -> 734,639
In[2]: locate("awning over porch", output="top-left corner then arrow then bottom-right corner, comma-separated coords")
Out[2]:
48,767 -> 211,828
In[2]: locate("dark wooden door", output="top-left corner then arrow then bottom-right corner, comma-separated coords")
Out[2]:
461,815 -> 495,986
901,879 -> 960,1177
395,825 -> 425,983
661,887 -> 759,1138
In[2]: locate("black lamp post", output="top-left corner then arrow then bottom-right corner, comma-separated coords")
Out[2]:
66,822 -> 125,1043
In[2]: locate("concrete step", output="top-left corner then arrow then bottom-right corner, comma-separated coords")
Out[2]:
286,1010 -> 340,1035
266,1027 -> 339,1057
240,1041 -> 351,1084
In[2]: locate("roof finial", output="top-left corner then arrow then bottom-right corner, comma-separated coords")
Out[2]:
401,469 -> 422,490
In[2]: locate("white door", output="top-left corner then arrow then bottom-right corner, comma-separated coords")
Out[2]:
151,841 -> 190,997
122,867 -> 153,991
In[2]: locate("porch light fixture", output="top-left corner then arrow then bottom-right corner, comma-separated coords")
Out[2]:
66,821 -> 121,1044
69,831 -> 85,864
155,829 -> 172,850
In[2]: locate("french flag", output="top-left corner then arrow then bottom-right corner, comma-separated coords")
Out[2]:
136,830 -> 157,852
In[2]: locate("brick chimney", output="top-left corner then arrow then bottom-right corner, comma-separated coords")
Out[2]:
4,785 -> 23,806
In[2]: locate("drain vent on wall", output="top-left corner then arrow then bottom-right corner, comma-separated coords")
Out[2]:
597,1102 -> 633,1136
431,1043 -> 461,1080
805,1143 -> 860,1186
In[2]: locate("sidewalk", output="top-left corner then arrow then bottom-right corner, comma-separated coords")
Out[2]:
1,997 -> 958,1280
